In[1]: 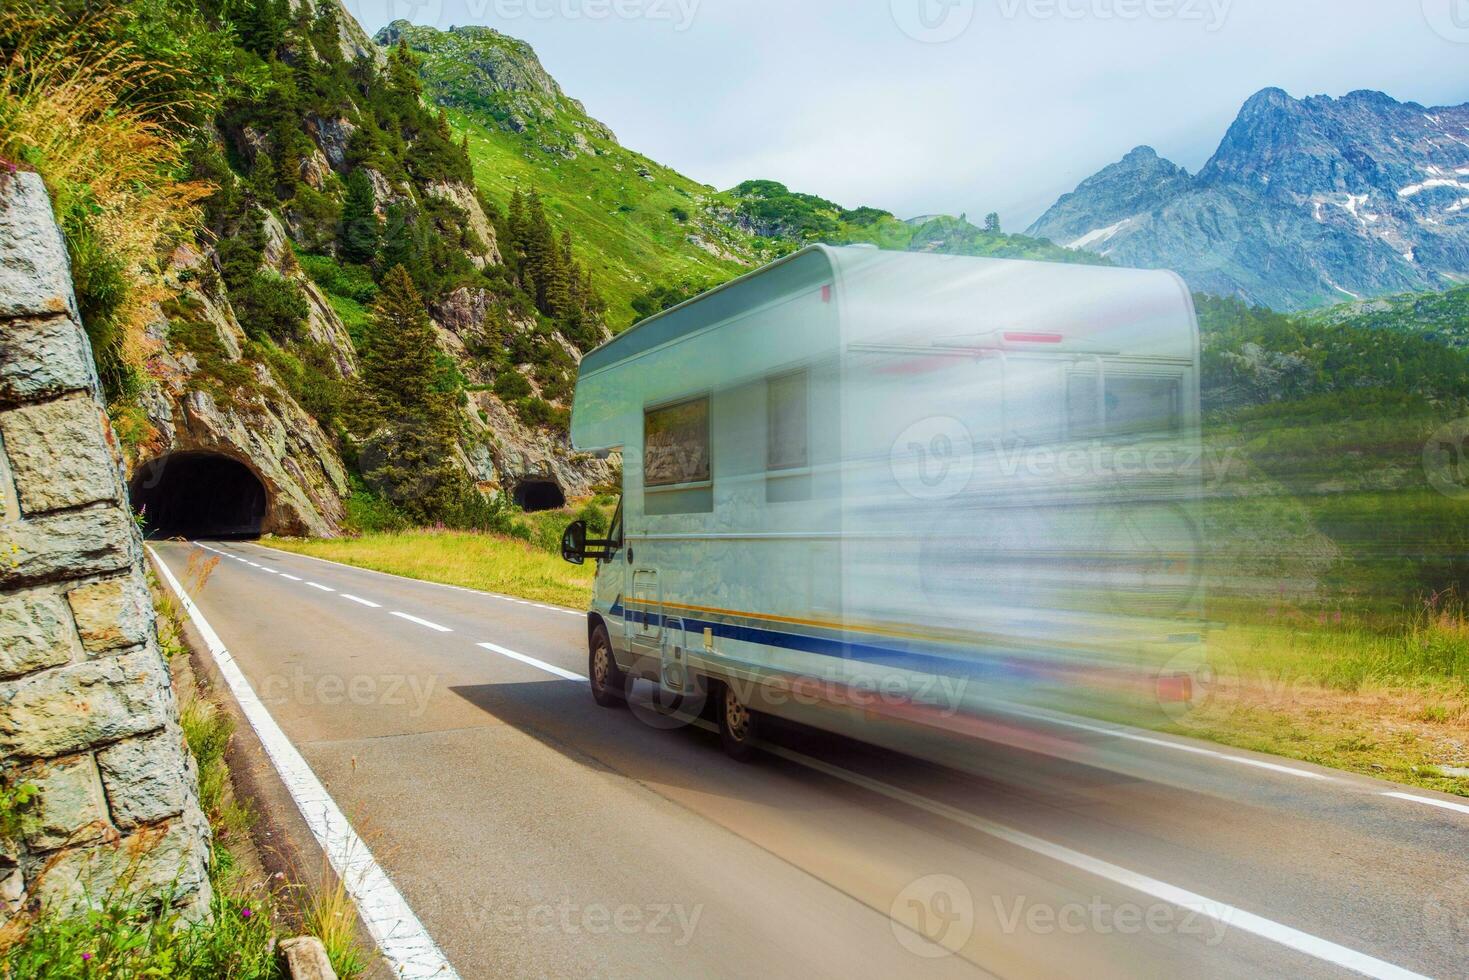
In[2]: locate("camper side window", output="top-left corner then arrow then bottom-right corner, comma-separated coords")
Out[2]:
644,397 -> 711,488
767,371 -> 809,471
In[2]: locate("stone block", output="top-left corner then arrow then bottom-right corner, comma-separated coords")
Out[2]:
0,648 -> 169,759
96,729 -> 190,830
0,394 -> 118,515
0,505 -> 133,589
0,173 -> 76,321
0,315 -> 94,406
67,575 -> 152,655
0,431 -> 18,525
15,754 -> 109,852
28,803 -> 212,920
280,936 -> 338,980
0,590 -> 78,678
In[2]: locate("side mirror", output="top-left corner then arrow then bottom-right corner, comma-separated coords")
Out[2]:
561,520 -> 588,565
561,520 -> 615,566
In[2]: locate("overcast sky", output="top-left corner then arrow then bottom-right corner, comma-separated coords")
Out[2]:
343,0 -> 1469,230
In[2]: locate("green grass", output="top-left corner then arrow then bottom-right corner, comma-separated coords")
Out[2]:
453,108 -> 750,329
265,528 -> 595,609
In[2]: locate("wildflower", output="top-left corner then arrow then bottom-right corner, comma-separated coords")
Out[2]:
241,907 -> 253,919
82,952 -> 92,961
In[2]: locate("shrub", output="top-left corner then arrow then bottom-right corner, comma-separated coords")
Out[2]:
0,7 -> 214,402
344,480 -> 412,534
493,369 -> 532,402
299,253 -> 379,304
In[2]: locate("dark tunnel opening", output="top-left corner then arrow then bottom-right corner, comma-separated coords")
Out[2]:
130,453 -> 268,540
513,478 -> 566,513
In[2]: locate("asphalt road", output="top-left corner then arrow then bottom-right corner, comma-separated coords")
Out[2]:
151,540 -> 1469,980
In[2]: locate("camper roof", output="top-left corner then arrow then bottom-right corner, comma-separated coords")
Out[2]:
578,245 -> 1196,379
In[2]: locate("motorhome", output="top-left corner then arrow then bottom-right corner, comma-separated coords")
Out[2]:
562,245 -> 1203,759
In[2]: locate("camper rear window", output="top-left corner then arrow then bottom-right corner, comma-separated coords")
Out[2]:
644,397 -> 711,488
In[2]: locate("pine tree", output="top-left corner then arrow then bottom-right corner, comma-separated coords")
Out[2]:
983,212 -> 1002,234
379,203 -> 427,288
360,267 -> 466,521
339,169 -> 380,265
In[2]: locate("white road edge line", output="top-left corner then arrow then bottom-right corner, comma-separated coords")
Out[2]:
765,743 -> 1425,980
1382,791 -> 1469,816
476,641 -> 583,682
391,612 -> 452,633
306,582 -> 335,593
341,594 -> 382,609
149,546 -> 458,980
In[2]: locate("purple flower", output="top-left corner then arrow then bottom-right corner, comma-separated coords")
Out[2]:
241,907 -> 253,919
82,953 -> 92,961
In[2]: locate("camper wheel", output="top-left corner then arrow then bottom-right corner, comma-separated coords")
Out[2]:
589,624 -> 626,708
718,682 -> 763,762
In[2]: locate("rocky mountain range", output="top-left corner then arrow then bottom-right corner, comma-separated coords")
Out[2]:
1027,88 -> 1469,310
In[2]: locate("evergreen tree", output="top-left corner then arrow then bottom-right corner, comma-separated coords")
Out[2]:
379,203 -> 427,288
339,169 -> 380,265
359,266 -> 466,521
983,212 -> 1002,234
233,0 -> 289,58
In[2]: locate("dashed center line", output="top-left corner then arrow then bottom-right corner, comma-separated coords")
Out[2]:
341,594 -> 382,609
306,582 -> 336,593
391,612 -> 452,633
476,641 -> 582,681
281,574 -> 302,582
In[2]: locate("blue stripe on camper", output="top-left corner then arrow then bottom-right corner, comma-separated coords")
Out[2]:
610,600 -> 1042,685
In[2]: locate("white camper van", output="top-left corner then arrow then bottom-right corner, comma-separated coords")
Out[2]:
562,245 -> 1203,759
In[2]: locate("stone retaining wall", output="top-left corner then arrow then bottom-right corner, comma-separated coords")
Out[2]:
0,171 -> 211,921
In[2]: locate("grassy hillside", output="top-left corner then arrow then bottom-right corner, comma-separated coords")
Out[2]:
387,21 -> 1105,331
1300,282 -> 1469,348
715,181 -> 1110,264
380,21 -> 756,327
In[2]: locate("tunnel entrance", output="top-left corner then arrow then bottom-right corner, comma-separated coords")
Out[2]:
130,452 -> 268,540
513,478 -> 565,513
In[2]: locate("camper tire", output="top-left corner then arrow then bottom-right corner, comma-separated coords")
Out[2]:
718,682 -> 763,762
589,624 -> 626,708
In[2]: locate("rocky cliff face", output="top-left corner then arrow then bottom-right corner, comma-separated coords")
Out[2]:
1028,89 -> 1469,309
376,20 -> 618,153
123,0 -> 612,536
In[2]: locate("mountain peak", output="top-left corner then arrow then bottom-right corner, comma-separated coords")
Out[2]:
1240,86 -> 1296,111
